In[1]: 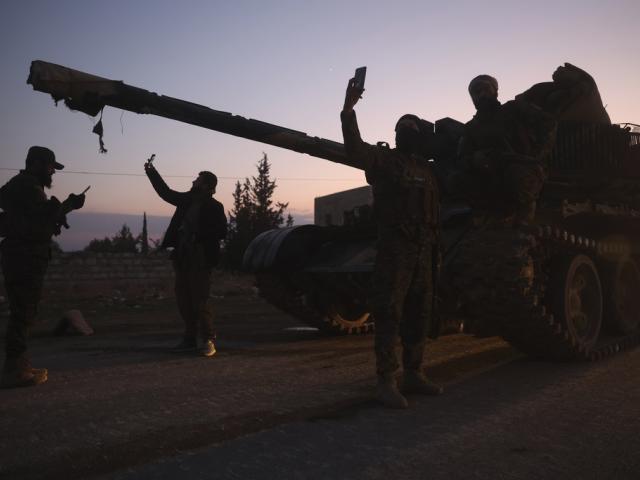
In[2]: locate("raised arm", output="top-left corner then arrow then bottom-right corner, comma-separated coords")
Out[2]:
144,160 -> 189,206
340,78 -> 381,171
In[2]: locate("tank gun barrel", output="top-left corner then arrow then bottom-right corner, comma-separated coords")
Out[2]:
27,60 -> 355,168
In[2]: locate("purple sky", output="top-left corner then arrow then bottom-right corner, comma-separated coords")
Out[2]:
1,1 -> 639,250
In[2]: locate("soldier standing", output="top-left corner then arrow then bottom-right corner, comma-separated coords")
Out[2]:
341,78 -> 443,409
144,158 -> 227,357
458,75 -> 556,225
0,146 -> 85,388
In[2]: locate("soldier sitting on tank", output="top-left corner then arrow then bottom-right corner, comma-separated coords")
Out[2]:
458,74 -> 557,225
341,77 -> 443,409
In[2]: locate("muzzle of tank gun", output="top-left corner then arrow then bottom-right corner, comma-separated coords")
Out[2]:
27,60 -> 117,117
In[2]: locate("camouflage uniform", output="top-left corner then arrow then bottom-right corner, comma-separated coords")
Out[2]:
458,99 -> 556,222
341,110 -> 440,376
0,171 -> 65,368
145,166 -> 227,344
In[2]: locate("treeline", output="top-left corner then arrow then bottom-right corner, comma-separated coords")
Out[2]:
84,221 -> 153,254
82,153 -> 293,269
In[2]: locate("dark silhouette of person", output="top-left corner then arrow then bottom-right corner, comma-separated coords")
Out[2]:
144,158 -> 227,357
341,78 -> 443,409
1,146 -> 85,388
458,75 -> 557,225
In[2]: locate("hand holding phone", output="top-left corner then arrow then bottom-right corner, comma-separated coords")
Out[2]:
66,192 -> 86,210
144,154 -> 156,172
343,66 -> 367,113
354,66 -> 367,91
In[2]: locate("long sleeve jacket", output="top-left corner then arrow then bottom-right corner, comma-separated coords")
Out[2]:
146,166 -> 227,267
459,99 -> 557,171
0,171 -> 65,259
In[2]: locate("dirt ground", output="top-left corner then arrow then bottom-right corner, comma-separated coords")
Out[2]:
2,272 -> 639,480
0,272 -> 519,480
0,271 -> 259,337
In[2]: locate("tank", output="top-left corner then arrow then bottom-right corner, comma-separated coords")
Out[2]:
27,60 -> 640,360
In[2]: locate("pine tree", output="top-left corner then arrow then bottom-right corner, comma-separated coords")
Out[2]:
250,153 -> 289,233
111,224 -> 138,253
224,153 -> 293,268
139,212 -> 149,254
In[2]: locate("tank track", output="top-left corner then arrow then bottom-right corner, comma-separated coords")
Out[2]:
255,273 -> 374,335
451,224 -> 640,361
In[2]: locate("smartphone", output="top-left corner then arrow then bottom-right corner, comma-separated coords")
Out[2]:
354,66 -> 367,90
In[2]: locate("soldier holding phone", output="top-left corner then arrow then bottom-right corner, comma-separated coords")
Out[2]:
144,155 -> 227,357
341,70 -> 443,409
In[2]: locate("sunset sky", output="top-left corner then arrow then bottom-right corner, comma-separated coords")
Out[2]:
1,0 -> 639,249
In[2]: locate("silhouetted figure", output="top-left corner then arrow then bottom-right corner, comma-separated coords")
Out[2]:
0,146 -> 85,388
458,75 -> 557,225
341,78 -> 443,409
144,159 -> 227,357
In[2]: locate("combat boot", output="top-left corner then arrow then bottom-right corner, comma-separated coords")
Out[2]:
402,370 -> 444,396
1,357 -> 48,389
376,374 -> 408,409
201,339 -> 216,357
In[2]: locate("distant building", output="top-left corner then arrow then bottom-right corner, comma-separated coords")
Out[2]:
314,185 -> 372,226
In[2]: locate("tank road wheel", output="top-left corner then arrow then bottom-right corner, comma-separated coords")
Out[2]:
321,299 -> 374,335
552,254 -> 603,351
605,258 -> 640,335
255,273 -> 373,336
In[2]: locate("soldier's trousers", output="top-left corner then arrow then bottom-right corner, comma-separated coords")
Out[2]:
371,231 -> 435,376
1,252 -> 48,362
173,251 -> 215,341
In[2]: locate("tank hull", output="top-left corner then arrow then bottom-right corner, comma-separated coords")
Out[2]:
246,206 -> 640,359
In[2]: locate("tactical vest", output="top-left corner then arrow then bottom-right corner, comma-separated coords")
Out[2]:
366,151 -> 439,241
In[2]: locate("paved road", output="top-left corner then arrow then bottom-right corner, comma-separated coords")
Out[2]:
107,349 -> 640,480
1,293 -> 638,480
